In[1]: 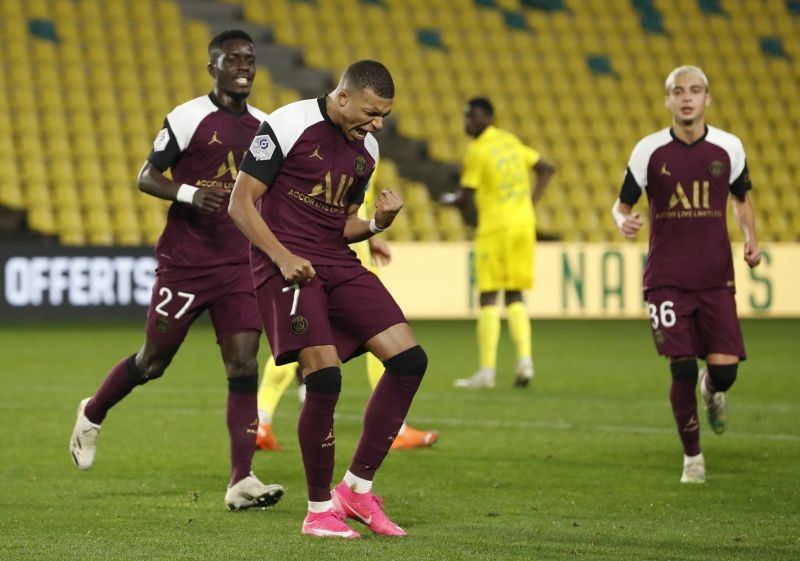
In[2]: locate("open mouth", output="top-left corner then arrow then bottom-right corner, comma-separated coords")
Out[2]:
234,76 -> 251,87
352,128 -> 367,140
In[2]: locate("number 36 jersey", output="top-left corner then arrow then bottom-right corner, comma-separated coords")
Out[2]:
618,125 -> 752,292
240,97 -> 377,287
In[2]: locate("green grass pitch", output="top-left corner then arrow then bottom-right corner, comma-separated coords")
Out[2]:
1,319 -> 797,561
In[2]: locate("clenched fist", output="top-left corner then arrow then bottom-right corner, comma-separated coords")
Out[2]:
374,189 -> 404,230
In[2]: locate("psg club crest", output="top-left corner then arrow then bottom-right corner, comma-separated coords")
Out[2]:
290,315 -> 309,335
708,160 -> 725,178
250,134 -> 276,161
354,155 -> 368,176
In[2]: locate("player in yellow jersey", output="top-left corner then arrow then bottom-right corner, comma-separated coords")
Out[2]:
255,178 -> 439,450
441,97 -> 555,389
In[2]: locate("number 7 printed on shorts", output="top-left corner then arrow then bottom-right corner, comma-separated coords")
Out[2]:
154,287 -> 196,319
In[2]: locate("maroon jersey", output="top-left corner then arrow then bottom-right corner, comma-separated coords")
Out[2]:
239,97 -> 377,287
619,125 -> 752,292
147,93 -> 268,268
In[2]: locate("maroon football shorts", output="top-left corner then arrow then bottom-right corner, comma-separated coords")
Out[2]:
645,286 -> 746,360
145,262 -> 261,349
256,264 -> 407,366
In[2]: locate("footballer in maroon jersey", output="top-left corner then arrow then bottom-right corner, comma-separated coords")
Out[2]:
231,60 -> 427,538
612,65 -> 761,484
69,30 -> 284,511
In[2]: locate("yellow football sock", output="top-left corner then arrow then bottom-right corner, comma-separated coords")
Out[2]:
478,305 -> 501,370
257,355 -> 298,423
366,352 -> 384,390
507,301 -> 532,360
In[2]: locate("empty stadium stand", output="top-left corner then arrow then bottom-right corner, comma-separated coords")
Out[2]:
1,0 -> 798,244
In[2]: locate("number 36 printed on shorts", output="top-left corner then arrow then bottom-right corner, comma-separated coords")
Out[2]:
648,300 -> 676,329
154,287 -> 196,319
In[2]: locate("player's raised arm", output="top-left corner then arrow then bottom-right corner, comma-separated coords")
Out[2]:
343,189 -> 403,243
229,170 -> 315,284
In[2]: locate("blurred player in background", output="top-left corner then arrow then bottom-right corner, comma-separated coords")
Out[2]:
256,185 -> 438,452
230,60 -> 427,539
612,65 -> 761,483
441,97 -> 555,389
69,30 -> 284,510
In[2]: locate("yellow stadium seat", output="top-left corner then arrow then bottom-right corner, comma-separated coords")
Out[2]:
27,203 -> 57,235
0,177 -> 24,209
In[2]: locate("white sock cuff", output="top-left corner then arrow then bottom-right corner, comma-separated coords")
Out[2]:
343,470 -> 373,494
257,408 -> 272,424
683,452 -> 704,466
308,500 -> 334,513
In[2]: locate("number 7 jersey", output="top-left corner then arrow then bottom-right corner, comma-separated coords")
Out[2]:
240,97 -> 378,287
618,125 -> 753,292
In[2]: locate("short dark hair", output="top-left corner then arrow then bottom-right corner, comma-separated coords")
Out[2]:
342,60 -> 395,99
208,29 -> 254,61
467,97 -> 494,116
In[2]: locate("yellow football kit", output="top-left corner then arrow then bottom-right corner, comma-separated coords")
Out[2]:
461,125 -> 540,292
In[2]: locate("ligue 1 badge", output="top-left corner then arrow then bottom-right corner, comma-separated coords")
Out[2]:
354,155 -> 367,176
290,315 -> 309,335
250,134 -> 276,161
153,128 -> 170,152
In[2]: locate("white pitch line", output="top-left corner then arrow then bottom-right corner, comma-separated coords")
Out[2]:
328,413 -> 800,443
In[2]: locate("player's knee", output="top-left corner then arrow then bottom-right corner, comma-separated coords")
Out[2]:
384,345 -> 428,377
228,374 -> 258,393
707,363 -> 738,392
131,354 -> 169,384
670,358 -> 698,382
505,291 -> 524,305
224,355 -> 258,379
304,366 -> 342,394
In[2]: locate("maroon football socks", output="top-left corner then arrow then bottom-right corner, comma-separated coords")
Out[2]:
349,372 -> 423,480
84,355 -> 140,424
227,383 -> 258,485
670,377 -> 701,457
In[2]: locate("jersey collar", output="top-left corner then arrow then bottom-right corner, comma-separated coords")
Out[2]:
670,125 -> 708,147
208,92 -> 248,116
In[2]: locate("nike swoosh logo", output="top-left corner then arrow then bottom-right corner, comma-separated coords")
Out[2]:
342,498 -> 371,524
